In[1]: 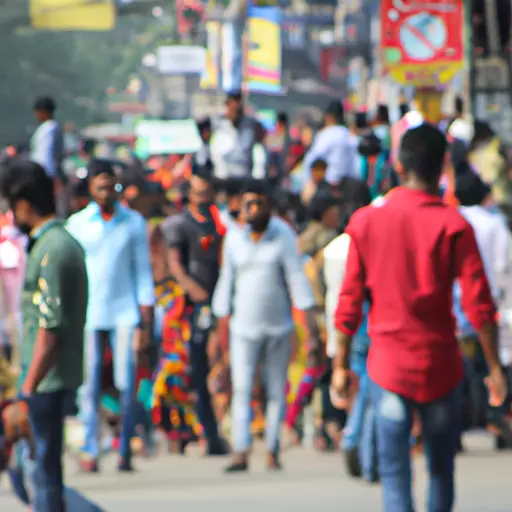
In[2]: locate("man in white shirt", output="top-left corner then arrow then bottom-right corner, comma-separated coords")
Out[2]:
303,101 -> 359,184
31,97 -> 64,180
210,92 -> 266,179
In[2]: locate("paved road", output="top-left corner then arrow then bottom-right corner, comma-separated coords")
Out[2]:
1,433 -> 511,512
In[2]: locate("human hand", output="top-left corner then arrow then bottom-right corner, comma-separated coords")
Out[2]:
330,367 -> 358,410
134,327 -> 150,353
188,284 -> 209,304
485,366 -> 508,407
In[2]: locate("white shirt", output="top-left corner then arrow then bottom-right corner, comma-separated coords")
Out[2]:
31,120 -> 59,177
459,206 -> 509,303
303,125 -> 359,184
323,233 -> 352,357
460,205 -> 511,365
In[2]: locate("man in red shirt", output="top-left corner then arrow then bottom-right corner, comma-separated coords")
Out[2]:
332,124 -> 507,512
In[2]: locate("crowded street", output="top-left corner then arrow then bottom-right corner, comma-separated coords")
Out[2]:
2,433 -> 510,512
3,2 -> 512,512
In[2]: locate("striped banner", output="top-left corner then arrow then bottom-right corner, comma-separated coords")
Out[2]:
246,6 -> 282,94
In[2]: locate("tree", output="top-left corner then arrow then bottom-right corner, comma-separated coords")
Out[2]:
0,11 -> 173,146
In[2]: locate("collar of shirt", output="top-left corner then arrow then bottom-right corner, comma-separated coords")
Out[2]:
30,217 -> 62,240
85,201 -> 129,225
386,186 -> 443,207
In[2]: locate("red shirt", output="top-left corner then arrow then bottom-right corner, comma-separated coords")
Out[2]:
335,187 -> 496,402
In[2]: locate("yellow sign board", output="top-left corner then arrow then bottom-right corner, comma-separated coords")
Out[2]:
31,0 -> 115,31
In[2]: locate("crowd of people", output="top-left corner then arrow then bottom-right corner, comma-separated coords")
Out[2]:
0,91 -> 511,512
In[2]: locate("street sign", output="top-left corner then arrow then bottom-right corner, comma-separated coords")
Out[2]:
156,46 -> 206,75
474,58 -> 509,92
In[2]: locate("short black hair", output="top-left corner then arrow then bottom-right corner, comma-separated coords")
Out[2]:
241,178 -> 271,198
325,101 -> 344,124
399,103 -> 409,118
455,96 -> 464,115
224,177 -> 246,198
311,158 -> 327,170
0,159 -> 55,216
88,158 -> 115,179
399,124 -> 447,182
33,96 -> 56,113
226,91 -> 242,102
197,117 -> 212,132
455,166 -> 490,206
308,191 -> 338,222
376,104 -> 390,125
354,112 -> 368,130
277,112 -> 288,125
191,160 -> 214,181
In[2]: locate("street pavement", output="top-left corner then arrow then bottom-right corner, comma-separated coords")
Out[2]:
1,432 -> 511,512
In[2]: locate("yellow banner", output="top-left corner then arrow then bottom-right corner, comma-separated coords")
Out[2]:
201,21 -> 221,90
30,0 -> 115,31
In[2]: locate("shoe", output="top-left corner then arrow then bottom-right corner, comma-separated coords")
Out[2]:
79,458 -> 99,473
207,438 -> 229,456
7,467 -> 31,505
266,456 -> 282,472
345,447 -> 362,478
118,457 -> 135,472
224,461 -> 248,473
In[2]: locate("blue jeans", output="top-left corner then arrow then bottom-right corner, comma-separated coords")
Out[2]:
342,365 -> 378,481
82,328 -> 136,460
371,379 -> 461,512
230,333 -> 290,453
28,389 -> 73,512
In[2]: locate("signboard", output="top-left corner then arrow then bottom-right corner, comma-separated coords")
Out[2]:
156,46 -> 206,75
474,58 -> 510,92
31,0 -> 115,30
201,22 -> 221,89
381,0 -> 464,86
135,120 -> 202,157
246,6 -> 283,94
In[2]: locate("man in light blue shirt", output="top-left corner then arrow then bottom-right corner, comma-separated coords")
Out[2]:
213,179 -> 318,472
66,159 -> 154,473
303,101 -> 359,184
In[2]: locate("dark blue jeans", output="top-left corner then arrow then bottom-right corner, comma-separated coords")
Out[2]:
371,379 -> 460,512
28,389 -> 73,512
189,309 -> 220,445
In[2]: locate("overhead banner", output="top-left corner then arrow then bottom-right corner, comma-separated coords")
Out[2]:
135,120 -> 202,158
246,6 -> 282,94
221,22 -> 243,92
30,0 -> 115,31
201,22 -> 221,90
380,0 -> 464,86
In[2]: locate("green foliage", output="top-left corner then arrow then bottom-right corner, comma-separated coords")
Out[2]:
0,14 -> 173,146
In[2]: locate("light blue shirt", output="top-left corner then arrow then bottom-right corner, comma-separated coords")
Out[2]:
212,217 -> 315,339
66,202 -> 155,330
303,125 -> 359,184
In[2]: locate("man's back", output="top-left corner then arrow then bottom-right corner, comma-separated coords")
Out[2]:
338,187 -> 495,402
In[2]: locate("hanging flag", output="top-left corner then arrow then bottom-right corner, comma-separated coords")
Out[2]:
201,21 -> 221,90
246,6 -> 282,94
30,0 -> 115,31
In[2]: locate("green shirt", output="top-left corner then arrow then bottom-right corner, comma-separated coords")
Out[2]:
22,219 -> 88,393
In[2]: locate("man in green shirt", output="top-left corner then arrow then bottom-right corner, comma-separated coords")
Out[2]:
0,159 -> 87,512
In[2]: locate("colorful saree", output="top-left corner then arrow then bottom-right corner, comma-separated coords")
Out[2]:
152,279 -> 202,441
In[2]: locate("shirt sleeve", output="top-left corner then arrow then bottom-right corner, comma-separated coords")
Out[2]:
302,131 -> 329,177
162,215 -> 187,251
280,226 -> 316,310
37,250 -> 65,330
212,233 -> 236,318
454,222 -> 496,331
131,214 -> 155,307
334,233 -> 365,336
